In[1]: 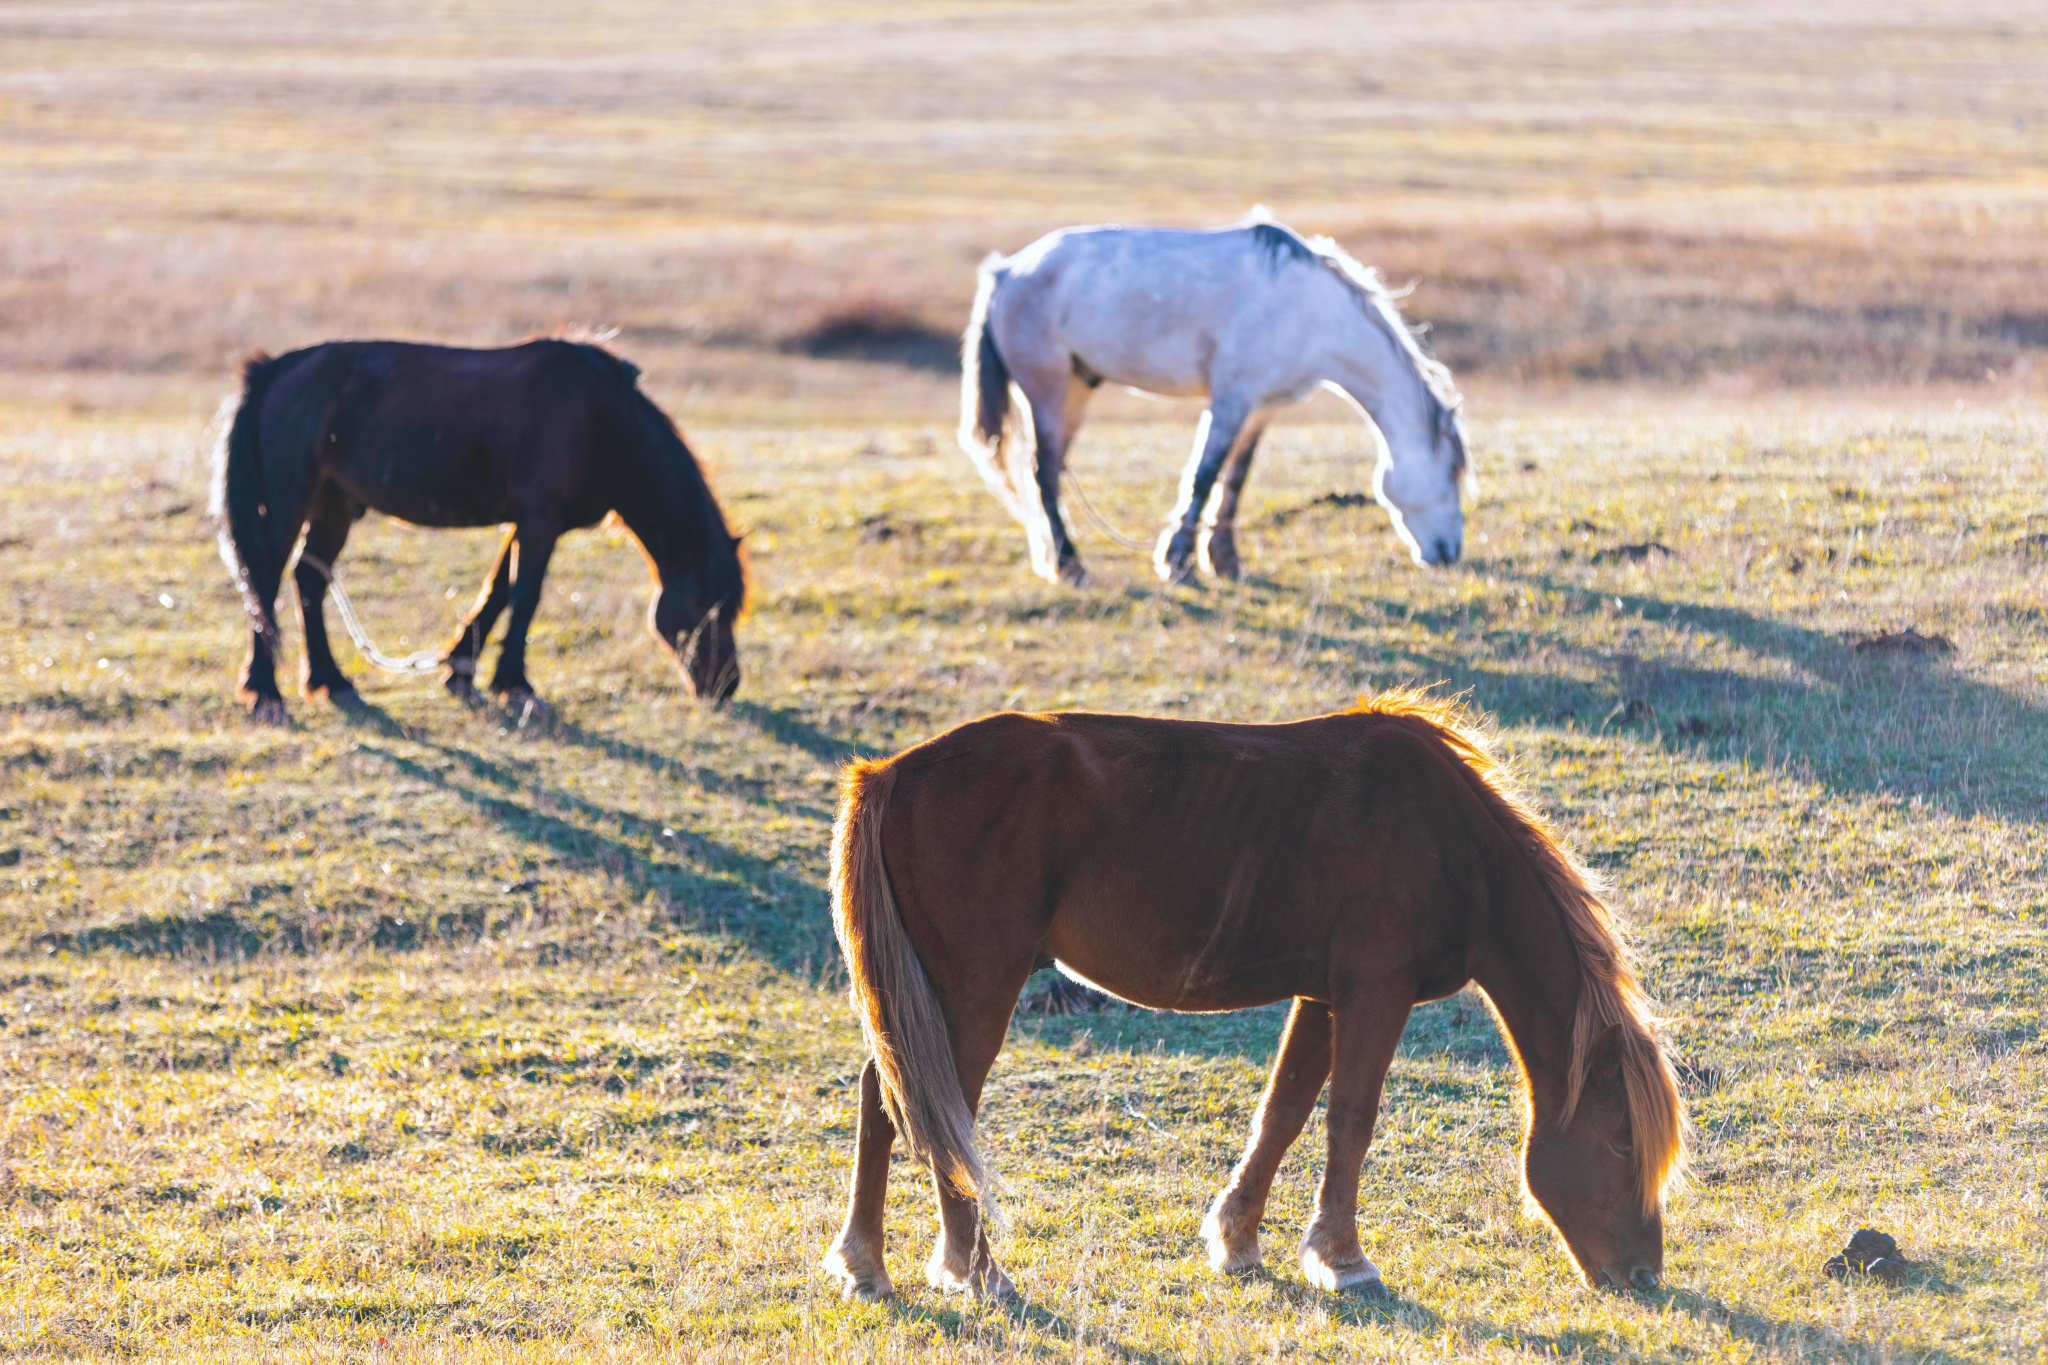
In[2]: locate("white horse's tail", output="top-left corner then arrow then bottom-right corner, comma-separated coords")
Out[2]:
957,255 -> 1033,525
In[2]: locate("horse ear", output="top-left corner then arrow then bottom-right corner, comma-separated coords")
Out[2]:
1587,1022 -> 1627,1088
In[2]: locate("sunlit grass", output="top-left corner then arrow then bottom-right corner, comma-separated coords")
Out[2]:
0,403 -> 2043,1359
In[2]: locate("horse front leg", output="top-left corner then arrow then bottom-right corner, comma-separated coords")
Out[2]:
442,526 -> 514,706
1157,398 -> 1254,585
1202,998 -> 1333,1274
486,521 -> 560,720
822,1057 -> 898,1300
1299,989 -> 1411,1295
1199,419 -> 1268,582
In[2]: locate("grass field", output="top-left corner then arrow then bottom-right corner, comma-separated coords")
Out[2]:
7,1 -> 2048,413
1,400 -> 2043,1361
5,0 -> 2048,1359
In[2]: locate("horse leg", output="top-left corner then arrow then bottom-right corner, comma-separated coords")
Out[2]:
1016,367 -> 1088,586
1199,418 -> 1269,581
1201,998 -> 1333,1274
926,995 -> 1021,1300
822,1057 -> 897,1300
1299,990 -> 1411,1294
441,526 -> 514,705
294,482 -> 364,707
486,521 -> 560,716
1157,397 -> 1255,585
234,464 -> 319,726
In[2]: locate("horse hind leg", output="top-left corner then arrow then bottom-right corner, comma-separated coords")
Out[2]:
1199,418 -> 1269,582
1202,998 -> 1332,1274
1299,989 -> 1411,1296
822,1057 -> 897,1300
1014,365 -> 1088,586
294,482 -> 365,707
924,983 -> 1024,1300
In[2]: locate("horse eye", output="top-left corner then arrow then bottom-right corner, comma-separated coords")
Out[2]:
1610,1138 -> 1634,1157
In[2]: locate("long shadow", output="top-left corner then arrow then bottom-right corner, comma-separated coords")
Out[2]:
885,1294 -> 1180,1365
727,699 -> 887,765
545,714 -> 836,823
347,738 -> 835,976
1222,570 -> 2046,821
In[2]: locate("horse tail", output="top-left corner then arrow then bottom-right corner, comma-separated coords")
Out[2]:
831,758 -> 991,1211
210,351 -> 286,646
957,255 -> 1030,524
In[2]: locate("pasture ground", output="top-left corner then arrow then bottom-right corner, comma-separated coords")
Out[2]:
1,401 -> 2044,1361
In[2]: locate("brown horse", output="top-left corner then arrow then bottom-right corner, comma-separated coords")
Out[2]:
211,338 -> 744,723
824,693 -> 1686,1301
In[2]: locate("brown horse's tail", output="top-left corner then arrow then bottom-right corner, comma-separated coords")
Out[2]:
956,255 -> 1028,524
831,759 -> 990,1210
209,352 -> 286,647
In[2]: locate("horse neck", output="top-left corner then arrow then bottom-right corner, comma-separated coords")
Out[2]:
609,428 -> 721,575
1469,877 -> 1585,1124
1323,320 -> 1436,457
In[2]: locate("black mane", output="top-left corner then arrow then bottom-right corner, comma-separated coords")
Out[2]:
1251,221 -> 1318,271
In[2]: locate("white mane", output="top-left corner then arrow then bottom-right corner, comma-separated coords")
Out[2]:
1240,207 -> 1462,411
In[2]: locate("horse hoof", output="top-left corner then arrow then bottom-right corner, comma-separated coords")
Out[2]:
497,689 -> 555,729
1200,1204 -> 1264,1274
247,697 -> 289,726
822,1248 -> 893,1301
1057,559 -> 1091,588
925,1252 -> 1017,1301
1301,1246 -> 1382,1295
1156,559 -> 1201,588
1202,552 -> 1244,582
444,672 -> 484,707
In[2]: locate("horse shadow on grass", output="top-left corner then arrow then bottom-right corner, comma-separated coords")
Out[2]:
333,700 -> 841,978
883,1294 -> 1180,1365
1275,569 -> 2048,823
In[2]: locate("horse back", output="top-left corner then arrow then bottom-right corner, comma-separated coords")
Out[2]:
254,339 -> 647,530
879,710 -> 1498,1013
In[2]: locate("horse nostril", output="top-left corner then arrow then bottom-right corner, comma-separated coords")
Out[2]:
1631,1266 -> 1661,1293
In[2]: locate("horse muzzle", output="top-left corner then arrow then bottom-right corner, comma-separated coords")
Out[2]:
1421,535 -> 1462,566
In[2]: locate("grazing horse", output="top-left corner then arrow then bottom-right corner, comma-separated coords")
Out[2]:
823,693 -> 1686,1300
958,212 -> 1470,587
211,339 -> 744,723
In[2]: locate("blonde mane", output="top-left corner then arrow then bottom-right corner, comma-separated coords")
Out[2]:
1353,688 -> 1689,1214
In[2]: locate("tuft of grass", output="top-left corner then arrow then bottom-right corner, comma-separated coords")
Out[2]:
0,401 -> 2043,1359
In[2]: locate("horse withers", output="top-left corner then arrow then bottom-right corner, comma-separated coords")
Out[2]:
824,693 -> 1686,1300
211,338 -> 744,722
959,211 -> 1471,587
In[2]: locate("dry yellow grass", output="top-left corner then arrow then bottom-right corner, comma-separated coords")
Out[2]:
3,3 -> 2047,1359
1,402 -> 2044,1360
4,1 -> 2047,413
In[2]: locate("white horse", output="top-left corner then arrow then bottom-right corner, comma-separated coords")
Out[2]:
958,212 -> 1470,586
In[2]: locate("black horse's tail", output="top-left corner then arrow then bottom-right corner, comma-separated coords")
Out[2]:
210,352 -> 286,645
956,255 -> 1031,524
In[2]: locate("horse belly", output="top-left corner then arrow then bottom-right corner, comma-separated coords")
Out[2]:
1038,853 -> 1333,1013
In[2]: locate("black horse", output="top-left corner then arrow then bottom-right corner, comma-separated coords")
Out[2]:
212,338 -> 744,723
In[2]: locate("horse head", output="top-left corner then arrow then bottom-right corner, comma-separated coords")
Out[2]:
651,542 -> 744,705
1522,1022 -> 1667,1292
1373,398 -> 1468,567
